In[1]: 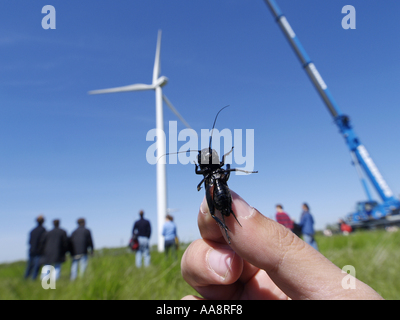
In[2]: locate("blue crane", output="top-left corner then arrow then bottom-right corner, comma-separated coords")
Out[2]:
263,0 -> 400,228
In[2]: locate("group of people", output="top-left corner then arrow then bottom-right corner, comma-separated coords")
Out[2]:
131,202 -> 317,270
130,210 -> 178,268
24,215 -> 94,281
275,202 -> 319,251
25,203 -> 313,280
130,203 -> 317,270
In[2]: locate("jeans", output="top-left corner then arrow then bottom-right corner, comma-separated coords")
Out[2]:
70,254 -> 88,280
303,234 -> 319,251
24,255 -> 41,280
41,263 -> 61,280
164,239 -> 177,260
135,236 -> 150,267
54,264 -> 61,280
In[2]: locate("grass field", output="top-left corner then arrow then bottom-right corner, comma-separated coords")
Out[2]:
0,246 -> 197,300
317,229 -> 400,299
1,230 -> 399,299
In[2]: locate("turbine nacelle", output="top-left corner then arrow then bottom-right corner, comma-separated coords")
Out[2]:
154,76 -> 168,88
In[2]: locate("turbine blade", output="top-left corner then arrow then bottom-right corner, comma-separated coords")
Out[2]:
152,30 -> 162,85
163,95 -> 191,129
88,83 -> 154,95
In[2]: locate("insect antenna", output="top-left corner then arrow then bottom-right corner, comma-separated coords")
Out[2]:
209,105 -> 230,151
156,150 -> 200,164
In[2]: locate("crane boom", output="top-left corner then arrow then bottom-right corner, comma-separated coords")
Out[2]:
263,0 -> 400,221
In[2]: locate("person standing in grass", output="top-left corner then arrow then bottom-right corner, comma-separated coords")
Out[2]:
69,218 -> 94,280
40,219 -> 68,279
132,210 -> 151,267
24,215 -> 46,280
162,215 -> 178,260
299,203 -> 319,251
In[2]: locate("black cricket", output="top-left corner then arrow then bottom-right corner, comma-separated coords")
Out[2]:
195,106 -> 258,243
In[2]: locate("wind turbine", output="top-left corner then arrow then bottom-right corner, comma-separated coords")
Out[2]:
89,30 -> 191,252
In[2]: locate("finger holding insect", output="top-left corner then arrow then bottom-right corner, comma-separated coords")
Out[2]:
198,197 -> 226,243
198,190 -> 250,244
199,191 -> 382,299
200,193 -> 323,298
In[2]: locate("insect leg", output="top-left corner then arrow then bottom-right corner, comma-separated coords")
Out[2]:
197,178 -> 205,191
225,168 -> 258,174
220,213 -> 232,244
221,146 -> 234,166
195,162 -> 206,175
230,207 -> 242,228
224,164 -> 231,182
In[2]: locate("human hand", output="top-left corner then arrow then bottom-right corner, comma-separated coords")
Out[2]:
181,191 -> 383,300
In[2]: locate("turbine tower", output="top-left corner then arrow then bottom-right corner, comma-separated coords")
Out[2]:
89,30 -> 190,252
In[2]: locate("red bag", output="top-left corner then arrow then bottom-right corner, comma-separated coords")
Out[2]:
129,237 -> 139,251
341,223 -> 352,233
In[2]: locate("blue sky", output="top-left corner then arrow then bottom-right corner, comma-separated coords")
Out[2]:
1,0 -> 400,263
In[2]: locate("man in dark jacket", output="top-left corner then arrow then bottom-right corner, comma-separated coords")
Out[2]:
132,210 -> 151,267
40,219 -> 68,280
69,218 -> 94,280
24,215 -> 46,280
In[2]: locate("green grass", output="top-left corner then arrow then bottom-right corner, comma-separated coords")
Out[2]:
1,230 -> 399,299
0,246 -> 197,300
316,229 -> 400,299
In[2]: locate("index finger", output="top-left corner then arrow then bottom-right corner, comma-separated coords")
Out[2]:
198,190 -> 382,300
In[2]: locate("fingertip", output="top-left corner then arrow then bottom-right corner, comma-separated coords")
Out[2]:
230,190 -> 256,219
181,295 -> 204,300
198,197 -> 226,243
200,196 -> 208,215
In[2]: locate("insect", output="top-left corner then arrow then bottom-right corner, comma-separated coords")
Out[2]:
158,106 -> 258,243
194,106 -> 258,243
